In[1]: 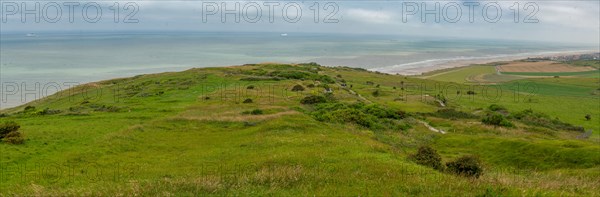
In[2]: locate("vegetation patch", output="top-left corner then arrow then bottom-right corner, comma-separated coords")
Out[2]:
511,109 -> 584,132
410,145 -> 443,170
309,102 -> 409,130
445,155 -> 483,178
0,121 -> 24,144
482,113 -> 514,127
300,95 -> 328,105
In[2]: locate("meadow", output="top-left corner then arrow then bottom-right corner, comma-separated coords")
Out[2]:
0,62 -> 598,196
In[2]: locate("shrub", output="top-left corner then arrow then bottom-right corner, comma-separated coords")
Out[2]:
247,85 -> 255,89
512,109 -> 583,131
446,155 -> 483,178
242,109 -> 263,115
24,106 -> 36,111
585,114 -> 591,121
240,77 -> 281,81
37,108 -> 62,115
372,90 -> 381,97
243,98 -> 253,103
488,104 -> 506,112
0,121 -> 20,139
362,104 -> 402,119
3,131 -> 24,144
93,105 -> 121,112
269,70 -> 310,80
467,90 -> 476,95
410,145 -> 443,170
482,113 -> 513,127
291,84 -> 305,92
434,94 -> 447,104
317,75 -> 336,84
300,95 -> 327,104
309,103 -> 408,131
307,84 -> 315,88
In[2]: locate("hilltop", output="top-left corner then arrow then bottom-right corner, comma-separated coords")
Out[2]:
1,62 -> 599,195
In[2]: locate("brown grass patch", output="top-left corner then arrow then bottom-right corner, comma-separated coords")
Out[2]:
498,61 -> 596,73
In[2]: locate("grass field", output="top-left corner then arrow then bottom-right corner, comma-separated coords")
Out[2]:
497,61 -> 596,73
500,70 -> 599,77
1,63 -> 599,195
420,65 -> 523,84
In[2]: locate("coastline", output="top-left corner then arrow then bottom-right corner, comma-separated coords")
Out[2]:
370,50 -> 599,76
1,50 -> 597,110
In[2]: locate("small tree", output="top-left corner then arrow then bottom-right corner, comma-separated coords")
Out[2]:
585,114 -> 591,121
410,145 -> 443,170
291,84 -> 305,92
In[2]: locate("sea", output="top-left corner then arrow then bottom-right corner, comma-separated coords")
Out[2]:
0,32 -> 596,109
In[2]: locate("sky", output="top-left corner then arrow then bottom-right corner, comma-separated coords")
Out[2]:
0,0 -> 599,44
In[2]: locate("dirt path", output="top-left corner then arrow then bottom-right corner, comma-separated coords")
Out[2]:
418,120 -> 446,134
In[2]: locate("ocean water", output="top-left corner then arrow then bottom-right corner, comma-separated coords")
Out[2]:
0,32 -> 595,109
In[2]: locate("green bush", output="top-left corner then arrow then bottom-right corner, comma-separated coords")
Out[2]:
0,121 -> 20,139
309,102 -> 409,131
243,98 -> 253,103
300,95 -> 327,104
24,106 -> 36,112
37,108 -> 62,115
242,109 -> 263,115
410,145 -> 443,170
482,113 -> 514,127
269,70 -> 310,80
511,109 -> 583,131
372,90 -> 381,97
446,155 -> 483,178
291,84 -> 305,92
488,104 -> 506,112
3,131 -> 24,144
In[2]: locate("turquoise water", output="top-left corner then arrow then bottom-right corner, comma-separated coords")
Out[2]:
0,32 -> 595,108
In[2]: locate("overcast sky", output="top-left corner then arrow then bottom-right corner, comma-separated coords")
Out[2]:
1,1 -> 599,44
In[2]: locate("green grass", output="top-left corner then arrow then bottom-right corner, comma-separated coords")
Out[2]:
422,65 -> 524,83
1,63 -> 599,196
501,70 -> 599,77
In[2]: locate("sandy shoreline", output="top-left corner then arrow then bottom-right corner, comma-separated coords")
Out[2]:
371,50 -> 599,76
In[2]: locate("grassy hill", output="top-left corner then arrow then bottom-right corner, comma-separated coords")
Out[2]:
1,63 -> 599,196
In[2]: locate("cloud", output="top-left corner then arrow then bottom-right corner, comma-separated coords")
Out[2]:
345,8 -> 395,24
